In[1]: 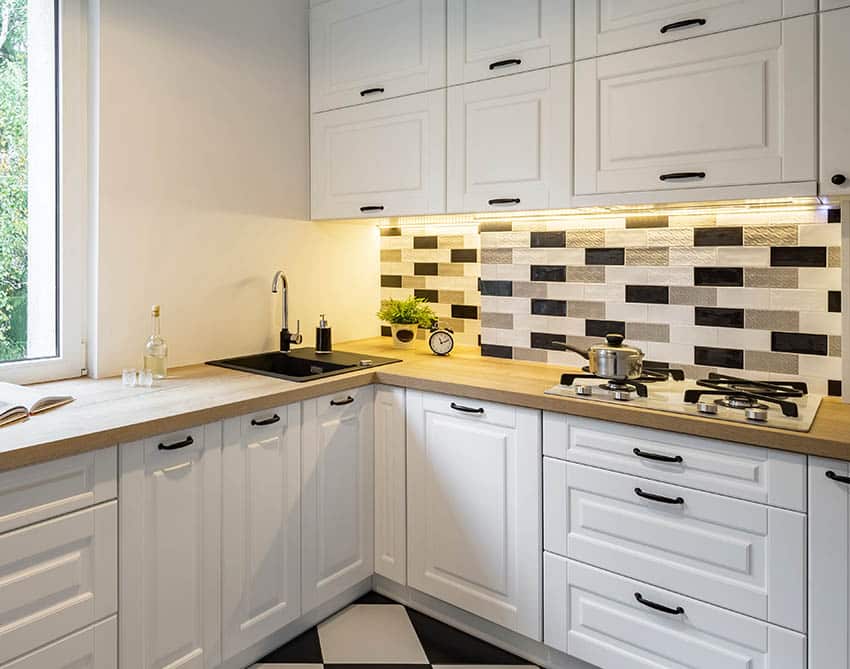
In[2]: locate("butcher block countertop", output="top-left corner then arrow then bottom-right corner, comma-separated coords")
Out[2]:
1,337 -> 849,471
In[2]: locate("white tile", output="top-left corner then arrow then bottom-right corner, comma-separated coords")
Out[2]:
605,228 -> 647,247
646,304 -> 693,325
380,262 -> 415,276
717,327 -> 770,351
798,268 -> 842,290
605,266 -> 648,284
547,284 -> 586,300
797,223 -> 842,247
798,355 -> 842,379
318,605 -> 428,664
584,284 -> 625,302
426,275 -> 479,291
645,266 -> 692,286
481,296 -> 528,314
716,247 -> 771,267
670,325 -> 718,347
799,311 -> 842,335
645,342 -> 694,365
771,289 -> 827,311
716,287 -> 771,309
607,303 -> 648,321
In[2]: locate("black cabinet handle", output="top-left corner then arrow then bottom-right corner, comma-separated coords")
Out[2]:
450,402 -> 484,414
360,205 -> 384,213
251,414 -> 280,427
633,448 -> 683,464
635,592 -> 685,615
488,198 -> 521,206
832,174 -> 847,186
660,171 -> 706,181
330,396 -> 355,406
826,470 -> 850,484
660,18 -> 706,34
489,58 -> 522,70
158,435 -> 194,451
360,87 -> 385,97
635,487 -> 684,505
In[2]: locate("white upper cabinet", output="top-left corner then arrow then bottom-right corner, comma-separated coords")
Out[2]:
819,7 -> 850,197
574,17 -> 816,197
310,0 -> 446,112
447,0 -> 572,85
406,391 -> 542,640
311,90 -> 446,219
221,405 -> 301,661
822,0 -> 850,9
575,0 -> 816,59
447,66 -> 572,213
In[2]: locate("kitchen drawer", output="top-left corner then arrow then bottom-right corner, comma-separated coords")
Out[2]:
0,447 -> 116,534
574,18 -> 816,197
544,460 -> 806,632
542,412 -> 806,511
553,558 -> 806,669
1,616 -> 116,669
0,502 -> 118,665
576,0 -> 815,59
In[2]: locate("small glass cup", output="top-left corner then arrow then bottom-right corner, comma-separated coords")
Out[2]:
122,368 -> 137,387
138,369 -> 154,388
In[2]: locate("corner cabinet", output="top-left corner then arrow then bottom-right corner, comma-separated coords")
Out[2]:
301,386 -> 375,612
119,424 -> 222,669
819,6 -> 850,197
221,405 -> 302,661
374,385 -> 407,585
406,390 -> 542,640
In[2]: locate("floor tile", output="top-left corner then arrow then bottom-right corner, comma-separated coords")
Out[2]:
319,605 -> 428,664
434,665 -> 537,669
407,610 -> 528,665
256,628 -> 323,664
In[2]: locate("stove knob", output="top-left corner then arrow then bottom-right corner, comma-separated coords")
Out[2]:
575,384 -> 593,396
697,401 -> 718,415
745,407 -> 768,422
613,390 -> 632,401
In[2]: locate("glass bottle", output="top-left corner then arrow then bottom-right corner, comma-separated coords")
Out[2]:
143,305 -> 168,379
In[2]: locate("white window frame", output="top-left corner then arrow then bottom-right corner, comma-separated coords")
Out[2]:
0,0 -> 87,385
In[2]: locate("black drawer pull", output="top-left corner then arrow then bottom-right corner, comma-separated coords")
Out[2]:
360,87 -> 385,96
826,470 -> 850,484
660,18 -> 706,34
489,58 -> 522,70
635,592 -> 685,616
660,171 -> 706,181
832,174 -> 847,186
633,448 -> 683,464
360,205 -> 384,213
158,436 -> 194,451
330,396 -> 355,406
488,198 -> 521,206
450,402 -> 484,414
635,487 -> 684,505
251,414 -> 280,427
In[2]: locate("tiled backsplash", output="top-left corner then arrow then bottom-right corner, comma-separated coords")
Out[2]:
379,207 -> 844,396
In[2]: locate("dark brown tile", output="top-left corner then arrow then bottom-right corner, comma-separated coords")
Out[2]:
770,247 -> 827,267
414,263 -> 439,276
380,227 -> 402,236
531,265 -> 567,282
828,208 -> 841,223
586,248 -> 625,265
530,231 -> 566,248
414,289 -> 438,302
480,280 -> 513,296
828,380 -> 843,397
829,290 -> 842,313
694,267 -> 744,287
694,346 -> 744,369
414,236 -> 438,249
479,222 -> 513,233
451,249 -> 477,263
694,227 -> 743,247
586,319 -> 626,337
625,285 -> 669,304
481,344 -> 513,359
531,332 -> 566,351
695,307 -> 744,328
381,275 -> 402,288
451,305 -> 479,320
531,299 -> 567,317
771,332 -> 829,356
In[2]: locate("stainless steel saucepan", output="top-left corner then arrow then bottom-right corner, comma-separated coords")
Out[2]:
554,333 -> 645,381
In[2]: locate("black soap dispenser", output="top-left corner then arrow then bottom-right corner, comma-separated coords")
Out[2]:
316,314 -> 332,354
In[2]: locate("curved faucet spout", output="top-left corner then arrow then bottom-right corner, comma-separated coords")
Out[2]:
272,270 -> 301,352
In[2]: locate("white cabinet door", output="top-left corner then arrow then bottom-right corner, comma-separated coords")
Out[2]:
820,7 -> 850,197
576,0 -> 815,59
311,90 -> 446,219
447,0 -> 572,85
822,0 -> 850,9
447,66 -> 572,213
374,385 -> 406,585
809,457 -> 850,669
310,0 -> 446,112
302,386 -> 374,612
221,405 -> 301,661
406,390 -> 541,640
575,18 -> 816,197
1,617 -> 117,669
0,504 -> 117,665
120,424 -> 221,669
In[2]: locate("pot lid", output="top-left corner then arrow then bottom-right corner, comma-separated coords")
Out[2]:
588,333 -> 644,357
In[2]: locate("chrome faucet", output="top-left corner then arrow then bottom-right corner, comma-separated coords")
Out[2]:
272,270 -> 302,352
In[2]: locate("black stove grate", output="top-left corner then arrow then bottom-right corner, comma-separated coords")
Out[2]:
559,367 -> 685,398
683,373 -> 807,417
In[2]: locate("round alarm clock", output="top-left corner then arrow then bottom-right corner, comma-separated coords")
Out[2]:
428,325 -> 455,356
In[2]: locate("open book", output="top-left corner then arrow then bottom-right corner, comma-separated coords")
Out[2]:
0,382 -> 74,427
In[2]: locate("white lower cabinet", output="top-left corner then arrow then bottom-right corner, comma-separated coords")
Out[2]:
221,405 -> 302,661
0,616 -> 117,669
120,423 -> 222,669
374,385 -> 407,585
406,390 -> 541,640
301,386 -> 375,612
808,456 -> 850,669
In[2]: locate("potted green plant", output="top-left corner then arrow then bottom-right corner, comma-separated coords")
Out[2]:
377,296 -> 436,349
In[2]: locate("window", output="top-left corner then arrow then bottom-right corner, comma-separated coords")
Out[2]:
0,0 -> 85,384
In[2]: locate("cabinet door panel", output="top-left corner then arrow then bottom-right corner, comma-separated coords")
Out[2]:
822,0 -> 850,8
447,0 -> 572,85
374,385 -> 406,584
1,617 -> 117,669
311,0 -> 446,112
819,7 -> 850,196
576,0 -> 814,59
302,387 -> 374,612
311,90 -> 446,219
575,18 -> 816,196
447,66 -> 571,213
407,390 -> 541,640
222,405 -> 301,660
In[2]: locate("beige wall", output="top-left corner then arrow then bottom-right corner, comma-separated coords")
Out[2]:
88,0 -> 379,377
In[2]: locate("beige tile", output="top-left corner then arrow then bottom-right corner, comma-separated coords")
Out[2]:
605,228 -> 647,247
669,286 -> 717,306
438,290 -> 465,304
438,263 -> 465,277
829,246 -> 842,268
830,335 -> 842,357
745,350 -> 799,375
402,276 -> 426,289
743,225 -> 797,246
744,268 -> 798,289
626,322 -> 670,342
669,247 -> 716,266
438,235 -> 466,249
318,605 -> 427,663
568,266 -> 605,283
626,215 -> 668,229
716,247 -> 771,267
567,301 -> 606,319
513,281 -> 548,298
625,247 -> 669,266
380,249 -> 402,262
481,312 -> 513,329
401,248 -> 451,263
481,231 -> 530,248
481,248 -> 513,264
745,309 -> 799,331
645,228 -> 693,247
567,229 -> 605,248
439,317 -> 466,333
798,223 -> 842,247
513,347 -> 548,362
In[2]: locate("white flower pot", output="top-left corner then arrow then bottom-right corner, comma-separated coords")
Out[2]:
390,324 -> 417,349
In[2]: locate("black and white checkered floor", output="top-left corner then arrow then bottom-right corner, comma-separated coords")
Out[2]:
251,592 -> 538,669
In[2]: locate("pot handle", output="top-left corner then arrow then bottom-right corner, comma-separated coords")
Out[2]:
549,341 -> 590,359
605,333 -> 625,346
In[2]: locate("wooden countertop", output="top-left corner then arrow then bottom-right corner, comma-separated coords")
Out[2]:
1,337 -> 848,471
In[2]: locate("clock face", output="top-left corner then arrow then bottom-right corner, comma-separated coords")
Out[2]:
429,330 -> 454,356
